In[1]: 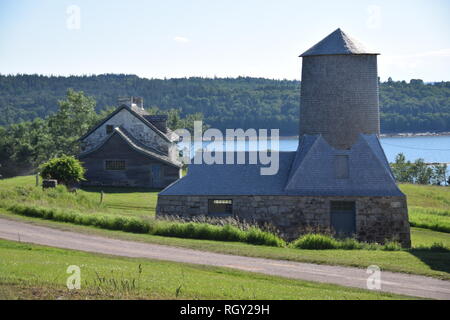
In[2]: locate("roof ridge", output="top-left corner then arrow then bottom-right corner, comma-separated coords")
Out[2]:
300,28 -> 378,57
79,105 -> 172,142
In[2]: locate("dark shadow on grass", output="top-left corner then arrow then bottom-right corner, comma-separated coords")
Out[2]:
407,249 -> 450,274
81,186 -> 162,194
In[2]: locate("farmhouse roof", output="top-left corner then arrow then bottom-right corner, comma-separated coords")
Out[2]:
79,127 -> 181,168
79,105 -> 174,142
300,28 -> 379,57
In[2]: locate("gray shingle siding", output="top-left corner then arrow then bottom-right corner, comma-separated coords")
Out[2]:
80,132 -> 179,188
299,54 -> 380,149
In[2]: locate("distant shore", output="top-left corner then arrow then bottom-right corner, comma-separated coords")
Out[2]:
380,132 -> 450,138
192,131 -> 450,141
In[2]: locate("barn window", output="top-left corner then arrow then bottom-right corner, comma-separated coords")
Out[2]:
106,125 -> 114,134
335,155 -> 349,179
208,199 -> 233,216
105,160 -> 126,170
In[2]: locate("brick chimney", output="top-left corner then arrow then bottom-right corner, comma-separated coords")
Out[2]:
117,96 -> 144,111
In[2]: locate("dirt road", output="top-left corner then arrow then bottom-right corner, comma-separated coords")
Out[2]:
0,218 -> 449,299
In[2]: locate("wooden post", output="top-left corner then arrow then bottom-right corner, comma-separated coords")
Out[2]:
100,190 -> 104,204
36,173 -> 39,187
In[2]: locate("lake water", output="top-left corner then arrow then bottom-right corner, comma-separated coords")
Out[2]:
184,135 -> 450,163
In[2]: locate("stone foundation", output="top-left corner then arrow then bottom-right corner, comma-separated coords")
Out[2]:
156,195 -> 411,247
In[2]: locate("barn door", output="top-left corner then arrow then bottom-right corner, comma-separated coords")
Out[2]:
151,165 -> 161,188
330,201 -> 356,238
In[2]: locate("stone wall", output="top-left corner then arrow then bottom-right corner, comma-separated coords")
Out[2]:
156,195 -> 411,247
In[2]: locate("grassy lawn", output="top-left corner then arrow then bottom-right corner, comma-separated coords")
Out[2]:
0,239 -> 413,300
400,184 -> 450,233
0,176 -> 449,280
81,186 -> 159,217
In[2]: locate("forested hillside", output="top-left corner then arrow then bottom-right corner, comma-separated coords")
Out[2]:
1,74 -> 449,135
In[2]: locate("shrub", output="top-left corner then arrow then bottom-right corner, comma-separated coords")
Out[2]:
39,155 -> 85,186
291,234 -> 339,250
5,203 -> 284,247
381,241 -> 402,251
245,227 -> 285,247
291,234 -> 404,251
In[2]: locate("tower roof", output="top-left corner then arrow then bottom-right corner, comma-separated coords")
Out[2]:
300,28 -> 378,57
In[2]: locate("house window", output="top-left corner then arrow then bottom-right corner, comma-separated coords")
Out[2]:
105,160 -> 126,171
335,155 -> 349,179
208,199 -> 233,216
106,125 -> 114,134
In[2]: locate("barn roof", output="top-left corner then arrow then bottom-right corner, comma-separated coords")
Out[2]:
300,28 -> 378,57
79,105 -> 173,142
160,152 -> 296,196
159,134 -> 403,197
79,127 -> 181,168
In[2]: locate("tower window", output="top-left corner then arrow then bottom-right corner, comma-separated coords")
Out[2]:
335,155 -> 349,179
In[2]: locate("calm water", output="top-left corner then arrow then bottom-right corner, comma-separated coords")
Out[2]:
184,135 -> 450,163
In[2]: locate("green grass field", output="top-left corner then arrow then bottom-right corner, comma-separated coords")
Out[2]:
400,184 -> 450,233
0,239 -> 413,300
0,176 -> 449,287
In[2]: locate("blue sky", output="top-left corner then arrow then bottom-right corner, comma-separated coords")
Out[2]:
0,0 -> 449,81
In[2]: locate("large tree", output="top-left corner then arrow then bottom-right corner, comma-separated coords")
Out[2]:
47,89 -> 98,156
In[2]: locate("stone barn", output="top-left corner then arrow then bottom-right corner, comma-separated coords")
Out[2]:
79,97 -> 181,188
156,29 -> 411,247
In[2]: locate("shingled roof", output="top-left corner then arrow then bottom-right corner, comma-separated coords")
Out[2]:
300,28 -> 378,57
79,105 -> 174,142
79,127 -> 181,168
159,134 -> 403,197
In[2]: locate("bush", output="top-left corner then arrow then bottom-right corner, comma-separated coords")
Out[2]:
381,241 -> 402,251
291,234 -> 404,251
291,234 -> 339,250
39,155 -> 85,186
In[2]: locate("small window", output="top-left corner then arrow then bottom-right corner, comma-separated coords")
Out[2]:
208,199 -> 233,216
335,155 -> 349,179
106,125 -> 114,134
105,160 -> 126,170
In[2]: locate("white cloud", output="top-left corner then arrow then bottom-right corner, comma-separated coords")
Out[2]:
174,36 -> 190,43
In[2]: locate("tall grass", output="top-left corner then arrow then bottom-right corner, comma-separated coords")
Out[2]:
4,203 -> 285,247
409,207 -> 450,233
290,234 -> 403,251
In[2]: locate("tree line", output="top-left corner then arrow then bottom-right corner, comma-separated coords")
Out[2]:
1,74 -> 449,135
391,153 -> 448,186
